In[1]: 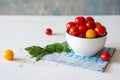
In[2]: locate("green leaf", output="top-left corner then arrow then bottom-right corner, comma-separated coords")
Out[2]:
61,42 -> 71,52
25,42 -> 71,61
44,44 -> 56,53
25,46 -> 43,57
54,43 -> 63,53
36,52 -> 46,61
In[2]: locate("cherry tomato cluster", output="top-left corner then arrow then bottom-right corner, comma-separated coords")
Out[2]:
66,16 -> 107,38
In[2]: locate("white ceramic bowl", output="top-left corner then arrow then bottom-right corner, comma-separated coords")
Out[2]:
66,32 -> 107,56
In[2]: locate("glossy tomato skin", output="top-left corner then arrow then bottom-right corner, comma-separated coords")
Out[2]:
78,25 -> 88,33
79,33 -> 86,38
86,21 -> 96,29
68,26 -> 79,36
75,16 -> 86,26
85,29 -> 96,38
45,28 -> 52,35
86,16 -> 94,22
94,26 -> 106,37
100,52 -> 111,61
66,22 -> 76,31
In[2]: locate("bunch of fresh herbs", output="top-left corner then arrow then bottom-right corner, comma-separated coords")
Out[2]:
25,42 -> 71,61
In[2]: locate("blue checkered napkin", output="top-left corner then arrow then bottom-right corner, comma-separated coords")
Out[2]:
43,47 -> 116,72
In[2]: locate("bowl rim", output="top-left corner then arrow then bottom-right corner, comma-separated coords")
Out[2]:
66,32 -> 107,40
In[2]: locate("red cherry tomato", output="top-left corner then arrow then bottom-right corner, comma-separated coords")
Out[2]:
86,21 -> 96,29
78,25 -> 88,33
100,52 -> 111,61
45,28 -> 52,35
75,16 -> 86,26
79,33 -> 86,38
68,26 -> 79,36
94,26 -> 106,37
86,16 -> 94,22
66,22 -> 76,31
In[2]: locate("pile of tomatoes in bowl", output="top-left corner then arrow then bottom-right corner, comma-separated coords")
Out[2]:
66,16 -> 107,38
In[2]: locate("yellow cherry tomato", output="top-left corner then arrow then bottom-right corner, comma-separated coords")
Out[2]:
95,22 -> 102,26
4,49 -> 14,60
86,29 -> 96,38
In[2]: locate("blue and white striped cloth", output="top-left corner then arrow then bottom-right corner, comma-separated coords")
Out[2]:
43,46 -> 116,72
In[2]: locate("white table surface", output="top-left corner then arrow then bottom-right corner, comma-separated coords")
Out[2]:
0,15 -> 120,80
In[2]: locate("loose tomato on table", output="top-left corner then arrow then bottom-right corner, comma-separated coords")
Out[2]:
4,49 -> 14,60
45,28 -> 52,35
100,52 -> 111,61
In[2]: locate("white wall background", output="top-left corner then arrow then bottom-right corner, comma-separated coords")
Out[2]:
0,0 -> 120,15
